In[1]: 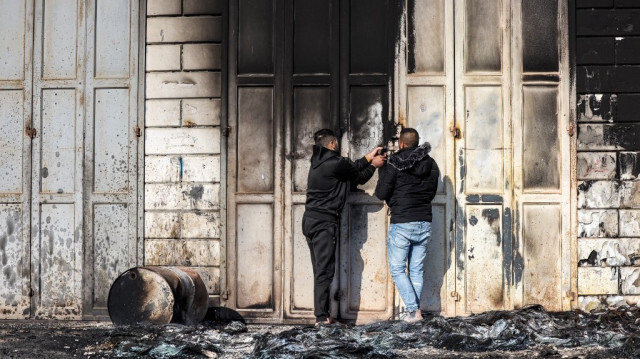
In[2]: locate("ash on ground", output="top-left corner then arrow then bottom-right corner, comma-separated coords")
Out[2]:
2,305 -> 640,358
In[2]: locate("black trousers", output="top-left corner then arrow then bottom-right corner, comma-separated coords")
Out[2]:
302,214 -> 337,322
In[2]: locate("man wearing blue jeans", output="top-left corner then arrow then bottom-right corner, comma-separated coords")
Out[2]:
375,128 -> 439,322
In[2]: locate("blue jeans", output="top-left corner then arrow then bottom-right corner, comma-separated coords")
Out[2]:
387,221 -> 431,313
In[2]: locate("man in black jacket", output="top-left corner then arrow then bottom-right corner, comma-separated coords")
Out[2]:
374,128 -> 439,322
303,129 -> 385,325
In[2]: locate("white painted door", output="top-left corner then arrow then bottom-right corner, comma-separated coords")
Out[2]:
0,0 -> 141,320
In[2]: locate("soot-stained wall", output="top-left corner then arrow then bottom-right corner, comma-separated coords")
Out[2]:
144,0 -> 223,302
575,0 -> 640,310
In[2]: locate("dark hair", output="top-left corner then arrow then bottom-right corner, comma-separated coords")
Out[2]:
314,129 -> 337,147
400,128 -> 419,147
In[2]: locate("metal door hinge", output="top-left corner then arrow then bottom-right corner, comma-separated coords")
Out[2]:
222,289 -> 230,300
566,124 -> 575,137
222,126 -> 231,137
450,291 -> 461,301
134,125 -> 142,138
25,126 -> 37,139
565,290 -> 576,301
28,288 -> 34,297
450,126 -> 461,139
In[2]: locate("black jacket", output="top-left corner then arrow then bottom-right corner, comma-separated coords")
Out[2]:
304,145 -> 376,222
374,143 -> 439,223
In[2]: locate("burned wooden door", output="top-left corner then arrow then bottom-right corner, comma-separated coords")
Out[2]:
396,0 -> 457,316
226,0 -> 284,321
399,0 -> 571,315
452,0 -> 570,314
0,0 -> 34,319
229,0 -> 396,322
337,0 -> 396,323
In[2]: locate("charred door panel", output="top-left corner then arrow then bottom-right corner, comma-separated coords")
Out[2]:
292,87 -> 331,192
349,0 -> 388,74
338,0 -> 395,323
0,0 -> 32,319
237,88 -> 275,192
464,206 -> 505,312
408,0 -> 445,74
522,86 -> 560,191
511,0 -> 570,311
348,86 -> 386,193
293,0 -> 331,74
522,205 -> 562,310
238,0 -> 274,74
454,0 -> 512,315
402,0 -> 456,316
464,0 -> 502,73
236,204 -> 275,310
283,0 -> 339,321
522,0 -> 558,73
228,0 -> 283,321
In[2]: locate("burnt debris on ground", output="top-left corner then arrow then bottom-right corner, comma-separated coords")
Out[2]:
2,305 -> 640,358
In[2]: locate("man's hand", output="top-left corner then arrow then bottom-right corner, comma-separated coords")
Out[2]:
371,154 -> 386,168
365,147 -> 383,162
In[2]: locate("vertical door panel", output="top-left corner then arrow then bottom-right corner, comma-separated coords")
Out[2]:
340,204 -> 392,319
408,0 -> 445,74
94,89 -> 130,193
39,203 -> 78,308
0,0 -> 32,319
83,0 -> 139,319
236,204 -> 275,310
228,0 -> 283,320
464,0 -> 501,73
339,0 -> 395,322
92,204 -> 129,308
238,0 -> 274,74
454,0 -> 511,314
348,86 -> 386,193
522,86 -> 560,191
522,205 -> 562,310
291,205 -> 314,311
0,91 -> 25,193
407,87 -> 446,191
32,0 -> 84,319
464,206 -> 504,312
349,0 -> 388,74
40,89 -> 77,194
293,0 -> 331,74
42,0 -> 78,79
511,0 -> 570,311
292,87 -> 331,192
522,0 -> 558,73
95,0 -> 131,78
402,0 -> 455,316
237,88 -> 274,192
283,0 -> 339,321
0,0 -> 26,80
464,86 -> 504,193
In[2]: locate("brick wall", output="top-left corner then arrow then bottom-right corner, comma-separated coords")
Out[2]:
143,0 -> 223,301
575,0 -> 640,310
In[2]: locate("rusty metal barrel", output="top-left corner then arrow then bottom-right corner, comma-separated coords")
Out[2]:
108,266 -> 208,326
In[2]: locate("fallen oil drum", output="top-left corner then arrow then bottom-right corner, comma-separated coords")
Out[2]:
108,266 -> 209,326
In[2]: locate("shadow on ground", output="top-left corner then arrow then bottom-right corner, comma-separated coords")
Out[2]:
2,305 -> 640,358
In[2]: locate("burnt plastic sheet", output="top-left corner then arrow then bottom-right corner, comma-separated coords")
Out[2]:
252,305 -> 640,358
88,305 -> 640,358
